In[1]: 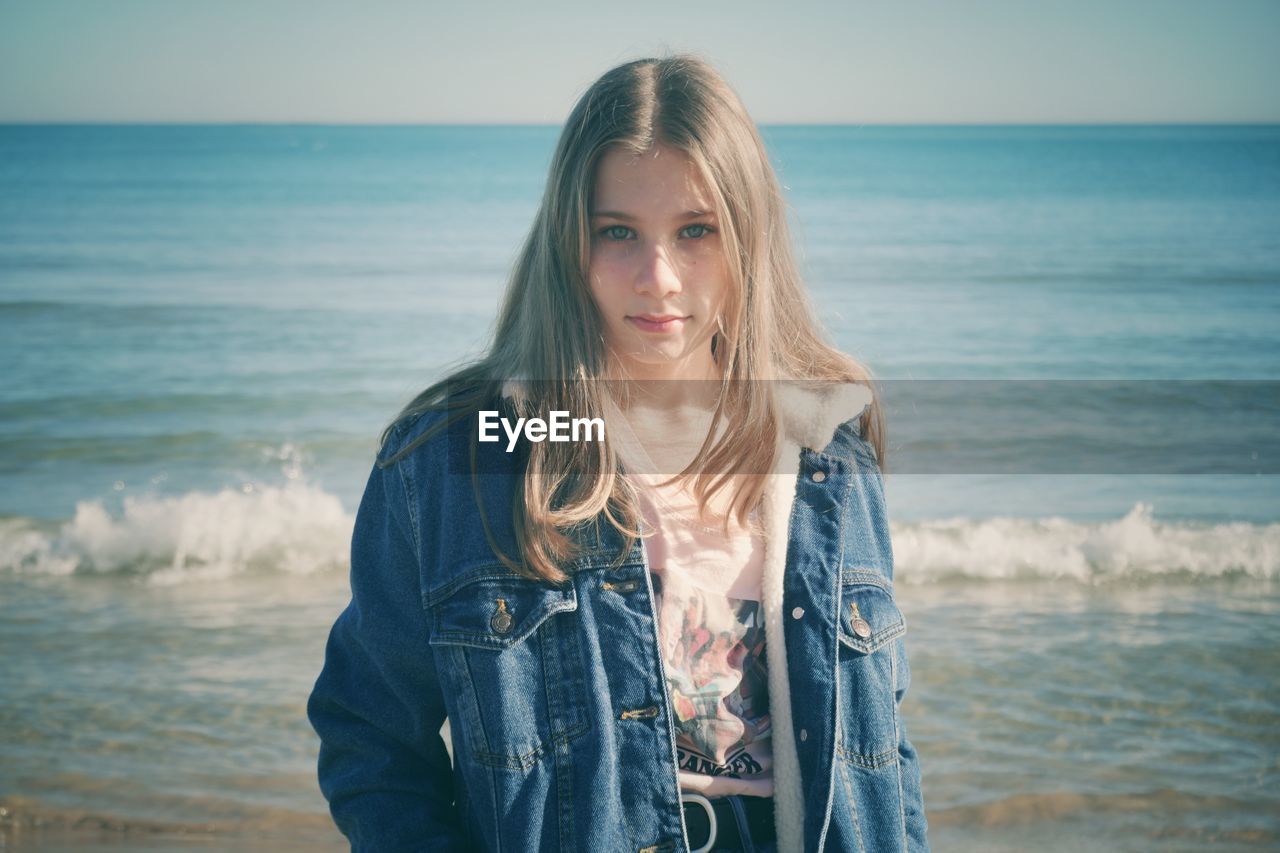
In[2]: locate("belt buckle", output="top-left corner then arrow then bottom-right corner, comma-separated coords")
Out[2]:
681,792 -> 717,853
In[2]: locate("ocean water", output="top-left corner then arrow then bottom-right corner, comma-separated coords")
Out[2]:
1,125 -> 1277,850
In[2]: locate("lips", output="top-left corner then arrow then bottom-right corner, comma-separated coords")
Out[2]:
627,314 -> 689,333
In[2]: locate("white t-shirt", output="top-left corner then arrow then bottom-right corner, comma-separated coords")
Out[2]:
609,401 -> 775,798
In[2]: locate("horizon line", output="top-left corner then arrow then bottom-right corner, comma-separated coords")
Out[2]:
2,120 -> 1278,128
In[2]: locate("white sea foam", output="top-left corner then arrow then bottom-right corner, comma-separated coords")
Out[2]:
892,502 -> 1280,582
0,481 -> 352,585
1,499 -> 1276,585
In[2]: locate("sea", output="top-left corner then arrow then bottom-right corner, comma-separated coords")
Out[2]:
1,124 -> 1277,851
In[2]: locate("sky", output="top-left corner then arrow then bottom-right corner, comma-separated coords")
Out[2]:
0,0 -> 1277,124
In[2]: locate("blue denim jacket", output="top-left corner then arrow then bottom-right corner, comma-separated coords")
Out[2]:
308,385 -> 929,852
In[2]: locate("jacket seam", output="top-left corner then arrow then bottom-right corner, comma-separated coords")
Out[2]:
487,746 -> 502,853
637,534 -> 690,851
893,639 -> 908,851
422,567 -> 573,609
391,450 -> 424,577
835,744 -> 900,769
542,618 -> 577,853
470,720 -> 591,770
421,560 -> 642,608
837,749 -> 866,853
379,421 -> 425,564
839,570 -> 893,592
816,463 -> 856,853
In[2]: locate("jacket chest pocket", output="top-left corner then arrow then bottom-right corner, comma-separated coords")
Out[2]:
836,577 -> 906,768
426,573 -> 590,770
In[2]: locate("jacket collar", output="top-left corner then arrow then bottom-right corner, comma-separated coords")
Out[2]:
775,380 -> 872,453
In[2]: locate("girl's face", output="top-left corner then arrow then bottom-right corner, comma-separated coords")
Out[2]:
587,144 -> 730,383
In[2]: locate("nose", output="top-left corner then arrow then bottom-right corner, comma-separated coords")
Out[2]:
633,240 -> 682,298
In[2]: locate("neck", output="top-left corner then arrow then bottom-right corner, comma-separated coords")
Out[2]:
606,350 -> 723,412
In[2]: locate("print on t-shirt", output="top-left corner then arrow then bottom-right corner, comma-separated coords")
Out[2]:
653,572 -> 772,781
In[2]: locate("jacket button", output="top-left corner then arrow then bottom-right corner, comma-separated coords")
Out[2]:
791,606 -> 804,619
490,599 -> 513,634
811,470 -> 826,483
800,728 -> 808,742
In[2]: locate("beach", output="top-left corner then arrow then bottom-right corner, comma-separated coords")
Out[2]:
1,124 -> 1277,850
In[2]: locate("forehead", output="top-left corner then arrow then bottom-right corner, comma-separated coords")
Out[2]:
591,144 -> 714,214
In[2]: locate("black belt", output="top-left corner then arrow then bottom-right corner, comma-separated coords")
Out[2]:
681,793 -> 776,852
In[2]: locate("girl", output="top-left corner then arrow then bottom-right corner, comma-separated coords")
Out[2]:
308,55 -> 929,853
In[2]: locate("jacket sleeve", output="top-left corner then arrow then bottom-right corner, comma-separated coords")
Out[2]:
894,631 -> 931,852
306,440 -> 468,852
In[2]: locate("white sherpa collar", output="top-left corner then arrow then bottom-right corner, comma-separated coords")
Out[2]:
775,381 -> 873,452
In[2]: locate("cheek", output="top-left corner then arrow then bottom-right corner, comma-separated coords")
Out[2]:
587,263 -> 626,321
588,255 -> 633,297
688,252 -> 729,301
591,247 -> 633,273
684,240 -> 723,271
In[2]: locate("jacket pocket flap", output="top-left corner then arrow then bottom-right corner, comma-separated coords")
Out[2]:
425,574 -> 577,651
838,582 -> 906,654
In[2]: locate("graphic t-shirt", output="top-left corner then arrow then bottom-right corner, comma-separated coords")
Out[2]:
609,401 -> 774,798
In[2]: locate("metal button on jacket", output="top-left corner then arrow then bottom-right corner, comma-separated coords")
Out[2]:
811,470 -> 827,483
490,599 -> 513,634
849,601 -> 872,638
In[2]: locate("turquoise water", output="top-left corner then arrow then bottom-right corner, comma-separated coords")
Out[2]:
1,125 -> 1277,849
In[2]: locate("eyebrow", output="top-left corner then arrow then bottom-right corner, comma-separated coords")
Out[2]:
589,209 -> 715,221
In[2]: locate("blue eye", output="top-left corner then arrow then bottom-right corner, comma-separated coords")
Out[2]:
596,223 -> 715,241
600,225 -> 633,240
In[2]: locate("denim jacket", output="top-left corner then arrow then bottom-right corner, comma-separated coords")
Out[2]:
307,383 -> 929,852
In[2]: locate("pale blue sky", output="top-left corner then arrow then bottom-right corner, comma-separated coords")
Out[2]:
1,0 -> 1276,123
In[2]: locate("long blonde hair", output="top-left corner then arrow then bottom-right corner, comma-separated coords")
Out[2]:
382,54 -> 884,584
